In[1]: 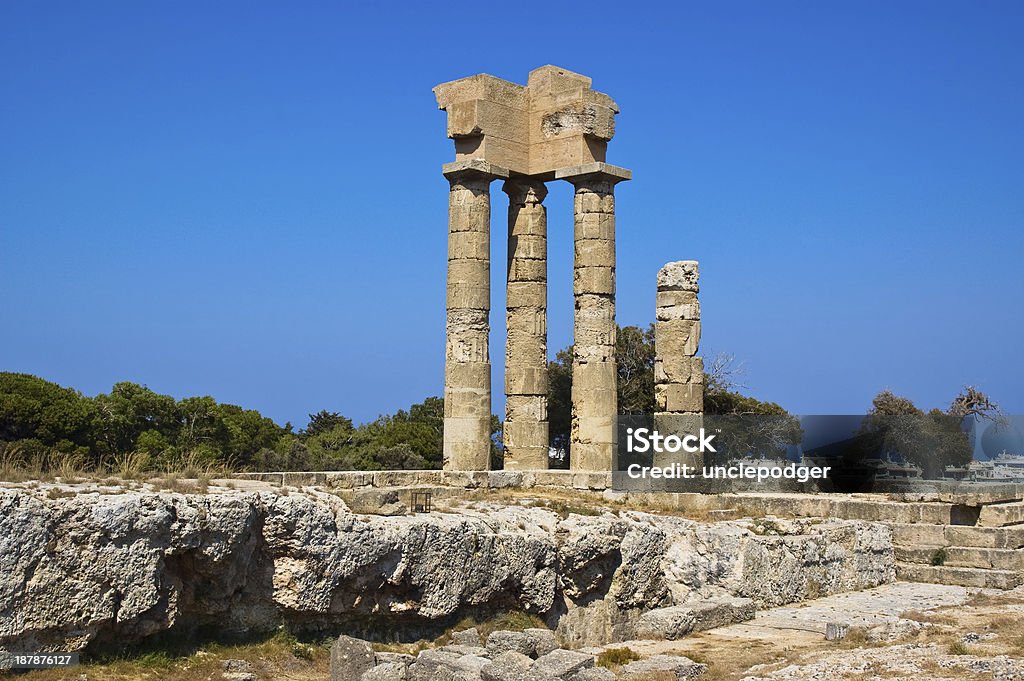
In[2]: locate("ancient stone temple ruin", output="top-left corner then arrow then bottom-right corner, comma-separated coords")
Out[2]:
434,66 -> 631,472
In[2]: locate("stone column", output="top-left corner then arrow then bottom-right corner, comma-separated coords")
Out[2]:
566,172 -> 623,470
654,261 -> 703,469
443,163 -> 503,471
503,178 -> 549,470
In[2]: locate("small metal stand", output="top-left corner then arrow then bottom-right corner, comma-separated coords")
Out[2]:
411,490 -> 432,513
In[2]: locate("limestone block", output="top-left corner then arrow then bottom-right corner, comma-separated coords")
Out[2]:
446,336 -> 489,366
507,308 -> 547,343
447,260 -> 491,292
527,470 -> 566,487
330,635 -> 375,681
360,662 -> 406,681
446,98 -> 529,143
505,365 -> 548,396
655,319 -> 701,358
452,628 -> 483,647
530,136 -> 607,176
443,387 -> 490,419
570,386 -> 616,417
446,285 -> 490,311
509,257 -> 547,282
507,281 -> 547,308
532,648 -> 594,678
573,239 -> 615,266
654,413 -> 704,438
444,415 -> 492,445
480,651 -> 533,681
577,192 -> 612,214
571,443 -> 614,472
655,384 -> 703,413
572,361 -> 617,391
375,652 -> 415,667
575,416 -> 616,442
454,135 -> 529,174
506,395 -> 548,421
573,473 -> 610,489
448,202 -> 490,233
486,630 -> 534,657
657,260 -> 699,292
449,230 -> 489,262
635,598 -> 755,640
408,649 -> 476,681
979,501 -> 1024,527
573,267 -> 614,295
573,343 -> 615,364
575,292 -> 615,319
574,212 -> 615,240
345,489 -> 408,517
508,234 -> 546,262
434,73 -> 529,115
505,447 -> 549,471
443,436 -> 491,472
523,629 -> 559,657
504,419 -> 549,445
656,289 -> 698,309
656,289 -> 700,321
504,423 -> 549,463
654,356 -> 704,384
509,210 -> 548,237
618,655 -> 707,680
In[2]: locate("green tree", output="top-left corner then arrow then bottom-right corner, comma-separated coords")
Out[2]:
0,372 -> 95,448
92,382 -> 178,456
217,403 -> 289,467
302,410 -> 353,438
547,327 -> 800,464
858,387 -> 994,478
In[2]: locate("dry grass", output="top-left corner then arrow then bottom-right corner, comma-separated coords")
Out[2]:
685,638 -> 800,681
597,646 -> 641,668
0,442 -> 235,493
10,630 -> 329,681
901,609 -> 958,625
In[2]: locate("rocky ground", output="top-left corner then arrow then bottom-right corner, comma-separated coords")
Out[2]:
2,481 -> 1023,679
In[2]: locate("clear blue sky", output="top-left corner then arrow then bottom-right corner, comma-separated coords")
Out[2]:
2,2 -> 1021,427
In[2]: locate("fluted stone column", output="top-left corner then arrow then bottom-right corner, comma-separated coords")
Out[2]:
565,171 -> 625,470
654,260 -> 703,469
443,163 -> 504,470
503,178 -> 549,470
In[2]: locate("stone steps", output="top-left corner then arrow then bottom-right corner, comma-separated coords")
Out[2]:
895,545 -> 1024,571
889,522 -> 1024,549
895,562 -> 1023,590
979,501 -> 1024,527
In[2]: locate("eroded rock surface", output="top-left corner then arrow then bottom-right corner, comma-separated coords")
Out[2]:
0,489 -> 894,652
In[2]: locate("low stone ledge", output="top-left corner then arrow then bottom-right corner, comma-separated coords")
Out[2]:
635,597 -> 755,640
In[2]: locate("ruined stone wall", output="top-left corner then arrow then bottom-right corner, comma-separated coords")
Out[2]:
654,261 -> 703,467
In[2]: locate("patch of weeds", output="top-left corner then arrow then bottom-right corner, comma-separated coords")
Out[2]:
949,640 -> 975,655
442,610 -> 546,643
749,519 -> 786,536
134,651 -> 175,669
597,647 -> 640,668
931,547 -> 948,566
537,499 -> 601,518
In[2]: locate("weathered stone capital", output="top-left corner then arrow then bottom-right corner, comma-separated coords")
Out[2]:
556,162 -> 632,191
443,159 -> 511,186
502,177 -> 548,206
